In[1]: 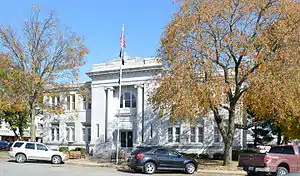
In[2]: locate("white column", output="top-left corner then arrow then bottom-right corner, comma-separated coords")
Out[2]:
135,85 -> 143,145
91,86 -> 106,145
70,94 -> 73,110
106,87 -> 114,142
75,120 -> 81,143
55,96 -> 57,106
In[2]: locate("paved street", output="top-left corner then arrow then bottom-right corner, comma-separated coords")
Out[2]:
0,157 -> 243,176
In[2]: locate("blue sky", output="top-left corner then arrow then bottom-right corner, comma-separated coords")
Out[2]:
0,0 -> 179,81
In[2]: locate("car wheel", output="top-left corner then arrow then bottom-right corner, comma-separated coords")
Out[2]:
276,167 -> 288,176
51,155 -> 62,164
144,162 -> 156,174
185,163 -> 196,174
16,153 -> 26,163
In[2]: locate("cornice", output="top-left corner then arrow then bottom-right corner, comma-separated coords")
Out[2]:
86,64 -> 162,78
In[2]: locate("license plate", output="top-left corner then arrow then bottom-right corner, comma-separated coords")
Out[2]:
248,167 -> 254,171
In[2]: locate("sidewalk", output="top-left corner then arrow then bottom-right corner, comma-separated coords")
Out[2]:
65,158 -> 246,175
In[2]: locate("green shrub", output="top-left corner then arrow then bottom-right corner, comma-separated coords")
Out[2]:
232,149 -> 260,161
59,147 -> 69,153
74,147 -> 87,154
181,153 -> 199,160
213,153 -> 224,160
198,154 -> 209,159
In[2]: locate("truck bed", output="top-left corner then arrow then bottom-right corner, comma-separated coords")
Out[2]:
238,153 -> 266,167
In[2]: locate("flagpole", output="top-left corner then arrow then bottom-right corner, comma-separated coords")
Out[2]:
116,24 -> 125,164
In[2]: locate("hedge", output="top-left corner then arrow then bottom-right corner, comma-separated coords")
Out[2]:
180,153 -> 209,160
59,147 -> 69,153
213,149 -> 260,161
70,147 -> 87,154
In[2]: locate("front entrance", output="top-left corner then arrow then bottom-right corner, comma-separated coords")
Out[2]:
120,131 -> 133,147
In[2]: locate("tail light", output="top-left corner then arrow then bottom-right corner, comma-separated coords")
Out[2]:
10,147 -> 13,151
265,155 -> 271,164
136,153 -> 144,160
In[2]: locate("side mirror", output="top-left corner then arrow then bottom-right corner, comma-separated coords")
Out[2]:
45,148 -> 48,151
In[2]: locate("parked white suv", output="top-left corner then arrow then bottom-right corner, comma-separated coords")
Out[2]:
8,141 -> 66,164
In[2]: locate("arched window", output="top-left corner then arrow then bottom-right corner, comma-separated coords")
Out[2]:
120,92 -> 137,108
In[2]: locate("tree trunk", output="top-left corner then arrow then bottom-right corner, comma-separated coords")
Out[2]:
277,129 -> 282,145
254,126 -> 258,148
219,108 -> 236,166
30,108 -> 36,142
223,140 -> 233,166
12,128 -> 20,140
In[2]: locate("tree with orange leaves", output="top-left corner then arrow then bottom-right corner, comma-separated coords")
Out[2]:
0,6 -> 88,141
152,0 -> 300,165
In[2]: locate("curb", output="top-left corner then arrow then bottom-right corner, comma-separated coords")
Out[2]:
66,161 -> 246,175
0,155 -> 10,159
197,170 -> 246,175
65,161 -> 128,169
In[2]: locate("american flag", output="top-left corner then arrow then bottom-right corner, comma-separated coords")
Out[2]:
119,24 -> 125,65
120,30 -> 126,48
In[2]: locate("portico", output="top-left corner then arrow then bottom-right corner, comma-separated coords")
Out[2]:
87,57 -> 162,151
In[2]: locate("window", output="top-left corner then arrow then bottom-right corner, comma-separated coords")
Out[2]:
198,127 -> 204,143
154,149 -> 168,155
132,147 -> 152,155
82,128 -> 85,141
190,127 -> 195,143
71,94 -> 75,110
150,124 -> 153,138
83,97 -> 86,110
82,126 -> 91,142
51,128 -> 55,141
72,128 -> 75,141
66,96 -> 70,110
168,150 -> 180,157
66,128 -> 70,141
269,146 -> 295,155
25,143 -> 35,150
168,127 -> 173,143
57,128 -> 60,141
51,96 -> 55,106
175,127 -> 181,143
97,124 -> 99,138
87,128 -> 91,142
120,92 -> 136,108
57,96 -> 60,105
214,127 -> 220,143
13,142 -> 24,148
51,124 -> 59,141
65,124 -> 75,142
37,144 -> 47,151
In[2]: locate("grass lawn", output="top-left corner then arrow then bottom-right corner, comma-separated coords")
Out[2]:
197,159 -> 240,171
0,151 -> 8,156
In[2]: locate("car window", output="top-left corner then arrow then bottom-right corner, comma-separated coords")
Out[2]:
25,143 -> 35,150
168,150 -> 180,157
132,148 -> 152,155
154,149 -> 168,155
269,146 -> 295,155
13,142 -> 24,148
36,144 -> 47,151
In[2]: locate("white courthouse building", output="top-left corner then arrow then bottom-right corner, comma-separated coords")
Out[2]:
37,57 -> 247,155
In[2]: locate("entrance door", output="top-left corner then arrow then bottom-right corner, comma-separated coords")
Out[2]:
120,131 -> 133,147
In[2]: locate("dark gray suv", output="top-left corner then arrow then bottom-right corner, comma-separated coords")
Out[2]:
128,147 -> 198,174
